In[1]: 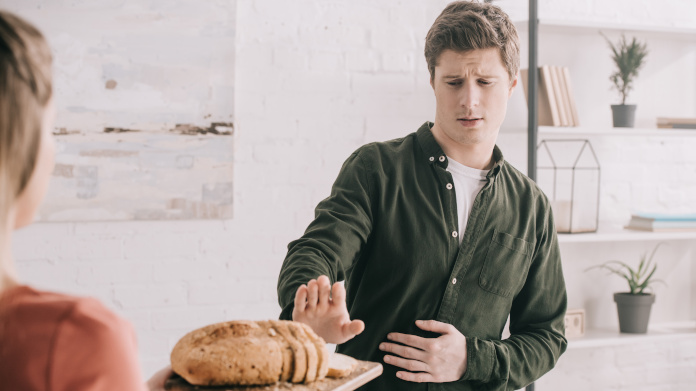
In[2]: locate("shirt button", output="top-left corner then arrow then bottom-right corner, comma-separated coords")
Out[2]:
452,231 -> 458,238
439,156 -> 446,162
446,183 -> 453,190
429,157 -> 435,162
452,278 -> 457,285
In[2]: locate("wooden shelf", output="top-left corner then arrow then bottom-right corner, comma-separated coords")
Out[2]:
557,225 -> 696,244
568,321 -> 696,349
515,19 -> 696,40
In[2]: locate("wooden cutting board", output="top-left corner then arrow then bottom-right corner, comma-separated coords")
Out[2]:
164,360 -> 382,391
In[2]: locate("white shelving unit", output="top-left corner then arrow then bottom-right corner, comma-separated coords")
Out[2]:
557,225 -> 696,244
520,14 -> 696,359
515,19 -> 696,40
568,321 -> 696,350
539,126 -> 696,137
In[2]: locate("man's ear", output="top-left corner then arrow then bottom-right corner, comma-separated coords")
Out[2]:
508,73 -> 518,98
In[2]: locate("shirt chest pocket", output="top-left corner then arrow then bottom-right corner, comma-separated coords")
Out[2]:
478,230 -> 533,298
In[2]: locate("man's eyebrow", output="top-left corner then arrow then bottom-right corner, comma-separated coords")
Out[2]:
442,73 -> 499,79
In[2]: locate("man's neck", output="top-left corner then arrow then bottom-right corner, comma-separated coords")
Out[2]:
430,123 -> 496,170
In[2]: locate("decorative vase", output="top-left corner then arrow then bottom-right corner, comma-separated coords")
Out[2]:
613,292 -> 655,333
611,104 -> 637,128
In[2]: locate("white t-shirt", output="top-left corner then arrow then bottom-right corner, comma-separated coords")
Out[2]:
446,157 -> 490,243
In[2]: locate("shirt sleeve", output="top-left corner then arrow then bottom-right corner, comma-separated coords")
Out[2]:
50,297 -> 147,391
461,197 -> 568,388
277,149 -> 374,320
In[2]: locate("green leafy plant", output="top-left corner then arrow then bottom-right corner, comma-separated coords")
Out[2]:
601,33 -> 649,105
586,243 -> 665,294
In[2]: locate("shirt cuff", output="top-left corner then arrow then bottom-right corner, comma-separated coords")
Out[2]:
459,336 -> 495,383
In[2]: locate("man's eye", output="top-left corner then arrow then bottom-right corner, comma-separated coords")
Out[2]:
478,80 -> 492,85
447,81 -> 461,86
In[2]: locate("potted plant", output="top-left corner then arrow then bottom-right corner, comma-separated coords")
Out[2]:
601,33 -> 648,128
586,243 -> 664,333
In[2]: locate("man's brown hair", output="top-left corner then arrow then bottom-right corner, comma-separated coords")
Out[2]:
424,0 -> 520,83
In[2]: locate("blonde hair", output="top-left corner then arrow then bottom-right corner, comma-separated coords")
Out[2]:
0,11 -> 53,290
424,0 -> 520,83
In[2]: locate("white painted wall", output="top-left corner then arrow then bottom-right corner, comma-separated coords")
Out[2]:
5,0 -> 696,389
1,0 -> 236,131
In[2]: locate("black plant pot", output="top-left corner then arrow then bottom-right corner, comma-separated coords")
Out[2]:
614,292 -> 655,334
611,104 -> 637,128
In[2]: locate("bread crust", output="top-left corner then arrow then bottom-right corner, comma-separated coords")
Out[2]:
287,322 -> 319,383
299,323 -> 330,379
257,321 -> 293,382
170,320 -> 329,386
170,321 -> 283,386
268,320 -> 307,383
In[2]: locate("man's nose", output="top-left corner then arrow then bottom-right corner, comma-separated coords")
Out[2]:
459,83 -> 480,109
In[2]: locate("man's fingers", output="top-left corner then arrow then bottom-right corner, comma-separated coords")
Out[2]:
396,370 -> 435,383
294,284 -> 308,313
379,341 -> 427,362
317,275 -> 331,310
342,319 -> 365,339
330,281 -> 346,305
415,319 -> 454,335
387,332 -> 430,351
383,354 -> 430,373
306,279 -> 318,310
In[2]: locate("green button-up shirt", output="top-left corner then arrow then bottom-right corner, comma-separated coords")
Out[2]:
278,122 -> 567,390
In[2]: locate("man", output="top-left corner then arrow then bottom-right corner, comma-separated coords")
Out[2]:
277,1 -> 567,390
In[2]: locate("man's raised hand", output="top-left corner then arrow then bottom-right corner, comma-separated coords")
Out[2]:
292,275 -> 365,344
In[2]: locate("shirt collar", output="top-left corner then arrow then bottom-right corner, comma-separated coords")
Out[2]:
416,121 -> 505,178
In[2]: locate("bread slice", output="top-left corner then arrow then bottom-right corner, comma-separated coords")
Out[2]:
327,353 -> 358,378
257,321 -> 293,382
270,320 -> 307,383
287,321 -> 319,383
171,320 -> 283,386
298,323 -> 329,380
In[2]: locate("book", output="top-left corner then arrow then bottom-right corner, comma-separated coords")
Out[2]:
520,68 -> 555,127
540,65 -> 561,126
555,66 -> 575,126
625,213 -> 696,232
630,213 -> 696,222
562,67 -> 580,127
658,123 -> 696,129
548,65 -> 569,126
657,117 -> 696,126
625,223 -> 696,232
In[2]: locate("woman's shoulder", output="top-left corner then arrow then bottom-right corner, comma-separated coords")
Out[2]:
0,285 -> 145,391
2,285 -> 128,331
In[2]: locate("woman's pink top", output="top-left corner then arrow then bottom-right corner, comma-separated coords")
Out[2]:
0,285 -> 147,391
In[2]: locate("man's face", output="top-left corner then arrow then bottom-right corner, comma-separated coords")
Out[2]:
430,48 -> 516,149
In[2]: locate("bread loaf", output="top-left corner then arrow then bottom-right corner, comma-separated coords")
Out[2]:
327,353 -> 358,378
170,320 -> 329,386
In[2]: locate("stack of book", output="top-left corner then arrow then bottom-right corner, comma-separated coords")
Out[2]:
625,213 -> 696,232
657,117 -> 696,129
520,65 -> 580,127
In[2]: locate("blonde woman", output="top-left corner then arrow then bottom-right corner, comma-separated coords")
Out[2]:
0,11 -> 170,391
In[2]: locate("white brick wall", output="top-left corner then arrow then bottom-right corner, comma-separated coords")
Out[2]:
7,0 -> 696,388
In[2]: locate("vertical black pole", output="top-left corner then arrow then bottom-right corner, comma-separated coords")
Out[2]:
527,0 -> 538,183
526,5 -> 537,391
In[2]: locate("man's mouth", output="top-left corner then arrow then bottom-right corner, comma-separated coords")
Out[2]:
457,117 -> 482,126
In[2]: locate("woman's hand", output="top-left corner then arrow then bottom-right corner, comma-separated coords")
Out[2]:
146,365 -> 174,391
